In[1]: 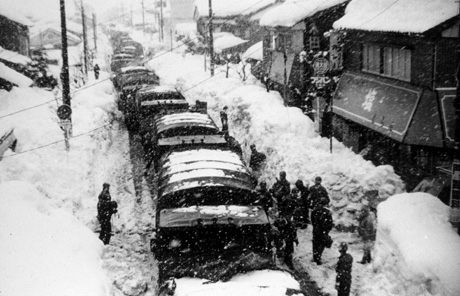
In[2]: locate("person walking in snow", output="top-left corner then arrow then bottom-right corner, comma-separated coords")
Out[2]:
93,63 -> 100,80
311,197 -> 334,265
220,106 -> 229,134
279,188 -> 297,220
294,179 -> 310,229
255,181 -> 274,213
270,171 -> 291,212
336,242 -> 353,296
308,176 -> 330,210
97,183 -> 118,245
357,205 -> 376,264
249,144 -> 267,174
278,218 -> 299,269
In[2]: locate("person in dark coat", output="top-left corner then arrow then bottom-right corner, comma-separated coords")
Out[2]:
220,106 -> 229,134
255,181 -> 274,213
308,176 -> 330,210
311,197 -> 334,265
270,171 -> 291,210
279,188 -> 297,220
93,63 -> 100,80
249,144 -> 267,172
336,242 -> 353,296
295,180 -> 310,229
278,218 -> 299,269
97,183 -> 118,245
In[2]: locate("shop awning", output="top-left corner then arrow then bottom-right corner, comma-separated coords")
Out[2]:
268,52 -> 294,84
333,71 -> 445,147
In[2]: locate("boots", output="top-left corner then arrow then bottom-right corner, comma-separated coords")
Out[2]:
358,251 -> 371,264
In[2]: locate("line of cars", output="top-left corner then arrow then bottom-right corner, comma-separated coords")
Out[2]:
109,32 -> 309,296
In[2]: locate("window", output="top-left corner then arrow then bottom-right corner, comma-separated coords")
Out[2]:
363,44 -> 411,81
274,33 -> 290,52
383,47 -> 411,81
362,44 -> 381,74
309,36 -> 320,51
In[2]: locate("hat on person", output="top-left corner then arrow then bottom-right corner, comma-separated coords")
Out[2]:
295,180 -> 304,187
339,242 -> 348,253
315,176 -> 322,182
320,196 -> 329,205
103,182 -> 110,188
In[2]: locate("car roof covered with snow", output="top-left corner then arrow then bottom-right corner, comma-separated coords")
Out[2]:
154,112 -> 219,134
157,148 -> 255,198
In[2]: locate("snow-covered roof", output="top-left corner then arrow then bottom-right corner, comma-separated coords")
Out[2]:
0,6 -> 32,26
174,22 -> 197,35
194,0 -> 278,18
213,32 -> 248,54
0,62 -> 33,87
242,41 -> 263,61
0,46 -> 31,65
260,0 -> 349,28
333,0 -> 459,33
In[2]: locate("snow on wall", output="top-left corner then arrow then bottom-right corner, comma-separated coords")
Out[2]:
260,0 -> 349,28
373,192 -> 460,296
333,0 -> 459,33
0,46 -> 32,65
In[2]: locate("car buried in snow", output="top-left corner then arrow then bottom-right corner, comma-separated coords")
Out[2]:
110,53 -> 137,73
143,110 -> 233,170
150,148 -> 273,284
116,70 -> 159,128
135,85 -> 189,137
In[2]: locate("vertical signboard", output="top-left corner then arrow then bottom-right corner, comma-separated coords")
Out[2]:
450,162 -> 460,224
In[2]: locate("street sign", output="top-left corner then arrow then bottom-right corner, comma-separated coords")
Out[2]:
57,104 -> 72,120
450,162 -> 460,223
312,57 -> 330,75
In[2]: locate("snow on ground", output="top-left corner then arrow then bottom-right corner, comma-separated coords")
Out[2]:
0,180 -> 110,296
2,22 -> 460,296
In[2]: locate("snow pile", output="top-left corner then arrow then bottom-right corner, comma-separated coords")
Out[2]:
0,62 -> 33,87
243,41 -> 263,61
333,0 -> 459,33
174,270 -> 301,296
372,192 -> 460,296
148,51 -> 405,227
260,0 -> 348,28
0,180 -> 110,296
0,46 -> 32,65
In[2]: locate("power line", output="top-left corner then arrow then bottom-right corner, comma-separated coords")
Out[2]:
1,123 -> 112,159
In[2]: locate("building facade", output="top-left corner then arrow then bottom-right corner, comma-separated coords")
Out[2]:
332,13 -> 459,192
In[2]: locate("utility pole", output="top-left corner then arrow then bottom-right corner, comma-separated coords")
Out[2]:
59,0 -> 72,149
92,13 -> 97,53
160,0 -> 164,41
208,0 -> 214,76
142,0 -> 145,34
60,0 -> 70,109
81,0 -> 88,75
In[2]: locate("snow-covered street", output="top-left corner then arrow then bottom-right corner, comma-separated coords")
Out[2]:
1,1 -> 460,295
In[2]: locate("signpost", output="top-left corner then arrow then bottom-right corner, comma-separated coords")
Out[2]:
57,104 -> 72,150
